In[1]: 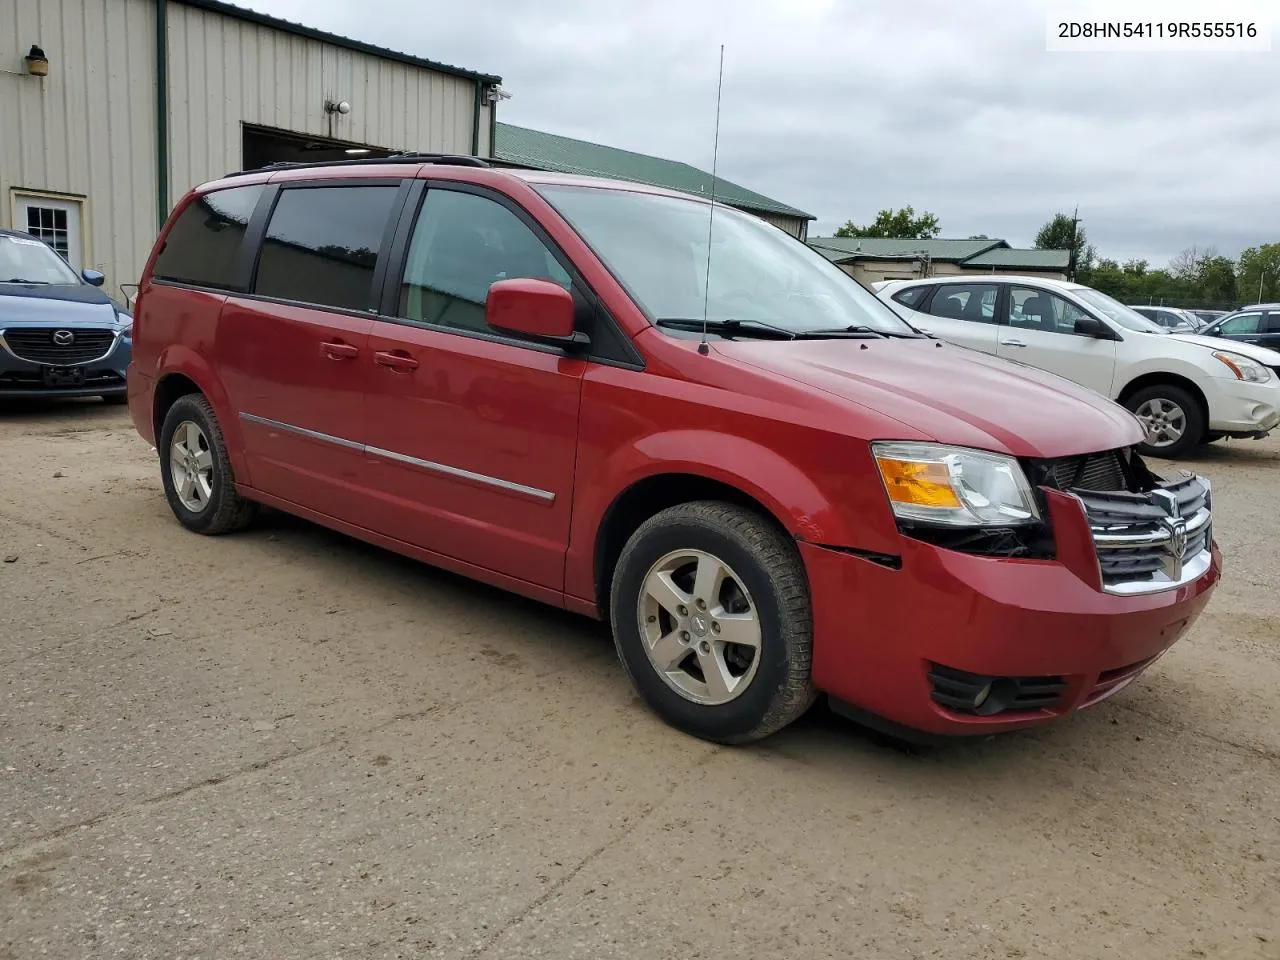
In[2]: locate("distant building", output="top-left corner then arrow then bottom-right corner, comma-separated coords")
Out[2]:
2,0 -> 501,298
492,123 -> 815,240
808,237 -> 1070,285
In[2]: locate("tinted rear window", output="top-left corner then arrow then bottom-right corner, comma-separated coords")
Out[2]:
253,186 -> 400,312
892,285 -> 931,309
152,185 -> 264,289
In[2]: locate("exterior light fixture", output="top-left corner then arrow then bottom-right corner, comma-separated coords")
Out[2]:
25,44 -> 49,77
324,99 -> 351,115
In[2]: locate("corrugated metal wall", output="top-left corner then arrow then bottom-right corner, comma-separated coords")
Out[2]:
1,0 -> 488,295
753,211 -> 809,240
166,3 -> 484,205
0,0 -> 158,296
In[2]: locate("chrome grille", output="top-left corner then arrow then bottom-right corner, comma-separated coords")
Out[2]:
1073,474 -> 1212,595
2,328 -> 116,365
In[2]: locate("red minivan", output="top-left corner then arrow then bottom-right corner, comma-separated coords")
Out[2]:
127,156 -> 1221,743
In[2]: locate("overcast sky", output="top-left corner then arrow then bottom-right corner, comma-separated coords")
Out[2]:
246,0 -> 1277,267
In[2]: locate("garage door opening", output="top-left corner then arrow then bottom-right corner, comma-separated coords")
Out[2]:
242,124 -> 395,170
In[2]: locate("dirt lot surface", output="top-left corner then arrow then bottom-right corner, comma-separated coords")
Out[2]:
1,401 -> 1278,960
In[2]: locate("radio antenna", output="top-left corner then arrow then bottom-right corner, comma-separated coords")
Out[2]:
698,44 -> 726,356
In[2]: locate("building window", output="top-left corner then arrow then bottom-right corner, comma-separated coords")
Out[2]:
26,206 -> 70,259
12,192 -> 85,269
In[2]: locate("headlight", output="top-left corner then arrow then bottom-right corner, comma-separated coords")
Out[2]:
117,315 -> 133,337
872,442 -> 1040,527
1212,351 -> 1271,383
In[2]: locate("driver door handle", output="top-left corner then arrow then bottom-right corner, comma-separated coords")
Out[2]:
1000,338 -> 1027,348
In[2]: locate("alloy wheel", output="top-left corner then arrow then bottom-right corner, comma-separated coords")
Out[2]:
169,420 -> 214,512
1134,397 -> 1187,449
637,548 -> 762,705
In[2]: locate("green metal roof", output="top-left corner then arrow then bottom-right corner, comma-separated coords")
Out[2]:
807,237 -> 1005,262
964,248 -> 1071,269
493,123 -> 814,221
808,236 -> 1068,271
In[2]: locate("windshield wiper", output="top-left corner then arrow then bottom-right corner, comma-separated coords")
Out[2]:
655,317 -> 797,340
794,325 -> 888,340
3,278 -> 48,284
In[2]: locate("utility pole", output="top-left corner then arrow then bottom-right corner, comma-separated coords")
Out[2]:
1067,205 -> 1081,281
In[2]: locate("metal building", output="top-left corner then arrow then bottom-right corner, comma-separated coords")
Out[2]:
1,0 -> 502,300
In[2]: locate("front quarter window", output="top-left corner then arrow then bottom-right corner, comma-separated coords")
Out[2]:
534,184 -> 919,338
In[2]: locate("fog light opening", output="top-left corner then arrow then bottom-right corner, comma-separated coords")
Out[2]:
971,683 -> 992,710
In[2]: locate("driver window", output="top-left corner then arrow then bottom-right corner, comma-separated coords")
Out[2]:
1007,286 -> 1092,335
398,190 -> 571,334
1219,312 -> 1261,335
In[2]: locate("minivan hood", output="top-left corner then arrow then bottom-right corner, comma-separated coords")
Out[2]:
1165,332 -> 1280,365
0,285 -> 118,328
717,338 -> 1144,459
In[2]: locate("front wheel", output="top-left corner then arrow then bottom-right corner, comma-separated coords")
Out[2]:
1125,384 -> 1205,459
609,501 -> 816,744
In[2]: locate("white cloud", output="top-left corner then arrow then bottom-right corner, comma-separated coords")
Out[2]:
240,0 -> 1278,264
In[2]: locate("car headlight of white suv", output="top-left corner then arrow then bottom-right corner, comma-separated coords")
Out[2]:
1212,351 -> 1272,383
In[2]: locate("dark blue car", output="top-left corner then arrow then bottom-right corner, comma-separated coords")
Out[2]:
0,229 -> 132,401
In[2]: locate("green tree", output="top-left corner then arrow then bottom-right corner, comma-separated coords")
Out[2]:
1238,242 -> 1280,303
1196,255 -> 1237,304
1034,212 -> 1089,279
834,205 -> 940,239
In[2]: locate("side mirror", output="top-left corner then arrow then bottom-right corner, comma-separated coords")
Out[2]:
82,269 -> 105,286
486,278 -> 584,346
1074,316 -> 1110,338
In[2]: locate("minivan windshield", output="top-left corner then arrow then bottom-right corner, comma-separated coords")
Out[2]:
536,185 -> 919,338
1071,286 -> 1168,334
0,234 -> 80,285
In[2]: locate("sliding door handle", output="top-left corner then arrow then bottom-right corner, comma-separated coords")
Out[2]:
321,341 -> 359,360
1000,338 -> 1027,348
374,350 -> 419,372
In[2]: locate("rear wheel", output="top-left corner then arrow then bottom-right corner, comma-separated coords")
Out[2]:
1124,384 -> 1205,459
158,394 -> 257,535
609,501 -> 816,744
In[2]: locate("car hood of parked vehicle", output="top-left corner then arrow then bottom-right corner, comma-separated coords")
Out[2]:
1163,332 -> 1280,366
0,283 -> 122,327
717,337 -> 1145,459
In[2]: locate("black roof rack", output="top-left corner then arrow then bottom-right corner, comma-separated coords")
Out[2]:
223,153 -> 490,178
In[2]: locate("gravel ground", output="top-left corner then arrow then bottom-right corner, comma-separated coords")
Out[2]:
1,401 -> 1277,960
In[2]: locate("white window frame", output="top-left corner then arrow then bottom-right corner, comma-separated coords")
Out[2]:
9,189 -> 88,270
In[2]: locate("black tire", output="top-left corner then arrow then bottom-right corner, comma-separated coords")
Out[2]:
101,393 -> 128,405
1123,384 -> 1205,459
158,393 -> 257,535
609,501 -> 816,744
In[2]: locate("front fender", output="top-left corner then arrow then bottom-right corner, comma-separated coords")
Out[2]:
564,428 -> 900,608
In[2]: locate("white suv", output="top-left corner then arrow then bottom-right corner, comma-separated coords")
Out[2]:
876,275 -> 1280,458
